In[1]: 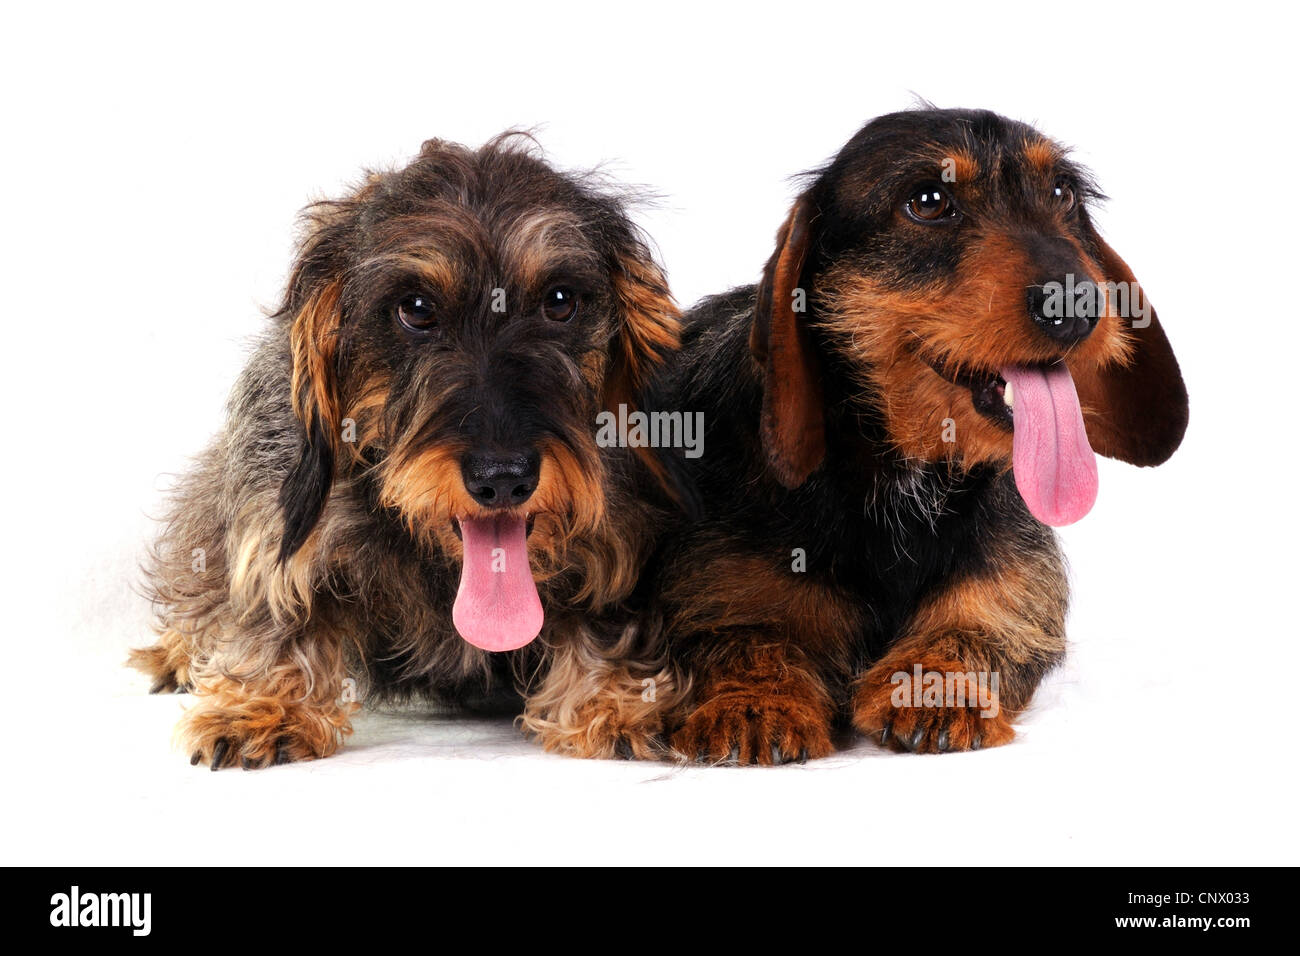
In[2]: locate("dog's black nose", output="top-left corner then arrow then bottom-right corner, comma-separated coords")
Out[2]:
461,450 -> 540,509
1027,282 -> 1097,344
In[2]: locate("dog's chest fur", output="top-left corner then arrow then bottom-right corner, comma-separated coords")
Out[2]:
658,289 -> 1014,659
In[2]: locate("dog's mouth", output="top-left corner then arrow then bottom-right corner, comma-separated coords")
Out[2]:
451,514 -> 536,540
450,513 -> 543,653
924,355 -> 1015,431
921,353 -> 1099,527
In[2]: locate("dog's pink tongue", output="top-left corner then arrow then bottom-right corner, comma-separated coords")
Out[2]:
1002,364 -> 1098,527
452,515 -> 543,652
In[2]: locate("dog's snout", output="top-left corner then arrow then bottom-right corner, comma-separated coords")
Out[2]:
1026,281 -> 1097,345
461,450 -> 540,509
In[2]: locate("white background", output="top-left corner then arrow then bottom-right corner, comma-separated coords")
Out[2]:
2,1 -> 1296,865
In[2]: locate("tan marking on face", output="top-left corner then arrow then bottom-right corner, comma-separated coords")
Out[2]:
1023,137 -> 1062,175
377,442 -> 477,557
503,209 -> 601,293
580,350 -> 607,393
817,231 -> 1131,466
944,148 -> 979,183
340,378 -> 390,465
374,434 -> 624,601
366,251 -> 461,296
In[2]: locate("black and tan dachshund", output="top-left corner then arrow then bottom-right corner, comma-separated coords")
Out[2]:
648,108 -> 1187,763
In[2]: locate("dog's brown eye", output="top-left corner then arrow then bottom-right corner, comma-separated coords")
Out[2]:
396,294 -> 436,331
1053,180 -> 1076,211
542,286 -> 579,322
905,184 -> 956,223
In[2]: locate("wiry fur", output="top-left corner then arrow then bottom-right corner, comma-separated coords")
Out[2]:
131,134 -> 684,768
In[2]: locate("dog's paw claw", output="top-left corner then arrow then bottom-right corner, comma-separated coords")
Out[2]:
853,658 -> 1016,754
180,697 -> 349,770
671,691 -> 833,766
210,738 -> 230,771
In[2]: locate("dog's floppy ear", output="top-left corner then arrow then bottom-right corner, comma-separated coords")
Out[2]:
750,195 -> 826,487
278,264 -> 346,564
605,238 -> 681,413
603,232 -> 687,506
1073,224 -> 1188,466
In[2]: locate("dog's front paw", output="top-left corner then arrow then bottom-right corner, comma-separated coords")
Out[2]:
671,691 -> 833,765
178,690 -> 355,770
852,657 -> 1014,753
523,680 -> 671,761
536,703 -> 666,761
128,637 -> 193,694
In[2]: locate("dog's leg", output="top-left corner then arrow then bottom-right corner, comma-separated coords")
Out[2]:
657,551 -> 853,765
128,630 -> 194,694
852,523 -> 1067,753
130,486 -> 230,694
179,621 -> 357,769
137,482 -> 359,769
670,636 -> 835,765
521,623 -> 680,760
